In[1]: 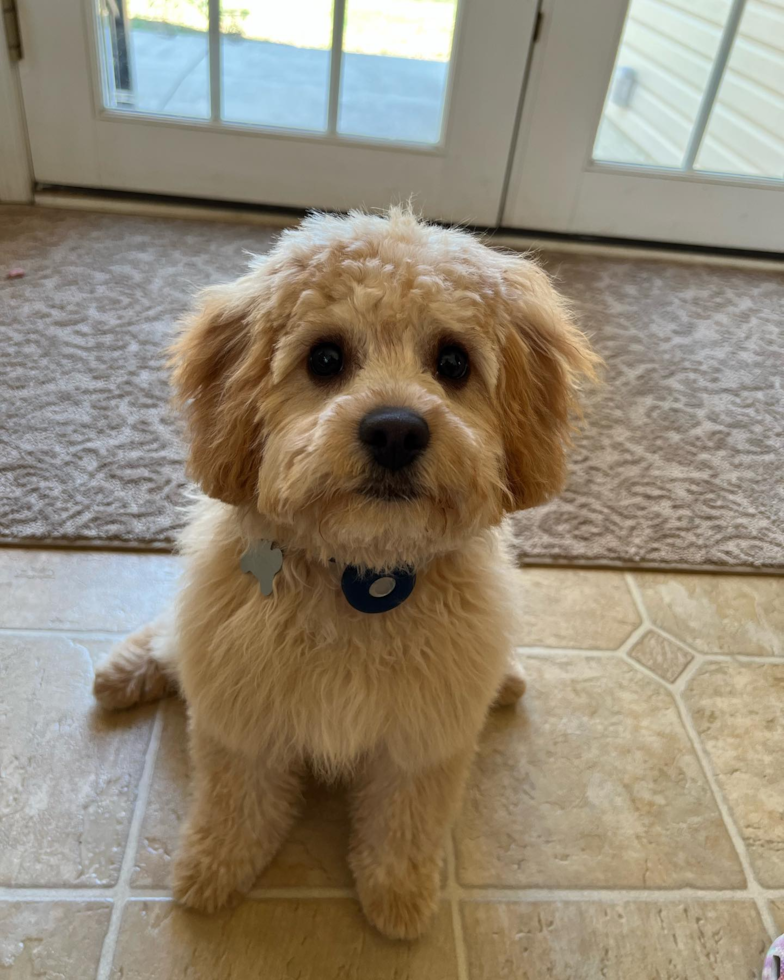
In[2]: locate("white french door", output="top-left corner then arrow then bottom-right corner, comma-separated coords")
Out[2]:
15,0 -> 538,225
10,0 -> 784,248
505,0 -> 784,250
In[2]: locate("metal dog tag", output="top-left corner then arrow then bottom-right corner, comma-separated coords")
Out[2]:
341,566 -> 416,614
240,539 -> 283,596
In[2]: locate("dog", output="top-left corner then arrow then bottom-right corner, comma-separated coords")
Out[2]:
93,208 -> 597,939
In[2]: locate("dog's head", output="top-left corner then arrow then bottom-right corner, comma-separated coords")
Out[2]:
170,209 -> 598,568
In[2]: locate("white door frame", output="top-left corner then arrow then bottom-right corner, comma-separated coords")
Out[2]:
504,0 -> 784,251
16,0 -> 539,226
0,11 -> 32,202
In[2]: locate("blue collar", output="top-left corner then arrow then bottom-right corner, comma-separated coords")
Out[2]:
240,540 -> 416,614
340,565 -> 416,614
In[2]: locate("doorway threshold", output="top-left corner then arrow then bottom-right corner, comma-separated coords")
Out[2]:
27,184 -> 784,272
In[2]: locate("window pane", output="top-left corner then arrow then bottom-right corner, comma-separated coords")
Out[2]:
694,0 -> 784,178
221,0 -> 333,131
337,0 -> 458,144
593,0 -> 732,168
100,0 -> 210,119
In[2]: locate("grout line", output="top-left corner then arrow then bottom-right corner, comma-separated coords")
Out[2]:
515,626 -> 648,663
672,686 -> 778,939
618,575 -> 676,685
697,652 -> 784,665
632,618 -> 779,668
648,624 -> 705,660
5,885 -> 784,904
0,888 -> 115,901
622,579 -> 774,667
95,704 -> 165,980
623,573 -> 651,629
456,887 -> 758,902
0,627 -> 128,639
446,834 -> 470,980
620,649 -> 672,691
624,588 -> 778,668
673,654 -> 702,695
625,573 -> 779,936
614,607 -> 673,692
616,621 -> 650,658
514,645 -> 619,657
649,623 -> 710,660
624,570 -> 778,937
126,886 -> 357,901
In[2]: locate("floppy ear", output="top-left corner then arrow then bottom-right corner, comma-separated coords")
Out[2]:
169,279 -> 271,505
497,257 -> 600,512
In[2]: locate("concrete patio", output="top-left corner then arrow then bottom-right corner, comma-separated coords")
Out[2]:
117,24 -> 449,143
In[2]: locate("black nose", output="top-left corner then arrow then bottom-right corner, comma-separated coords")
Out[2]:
359,407 -> 430,471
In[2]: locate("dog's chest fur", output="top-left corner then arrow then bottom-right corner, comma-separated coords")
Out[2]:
176,501 -> 512,773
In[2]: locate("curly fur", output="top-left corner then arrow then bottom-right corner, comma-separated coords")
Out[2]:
94,208 -> 597,939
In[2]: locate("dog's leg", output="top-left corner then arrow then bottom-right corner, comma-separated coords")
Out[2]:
93,617 -> 179,710
493,662 -> 527,707
172,727 -> 301,913
349,749 -> 472,940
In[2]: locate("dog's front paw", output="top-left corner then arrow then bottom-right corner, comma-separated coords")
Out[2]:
93,625 -> 173,710
356,867 -> 441,940
172,836 -> 257,914
493,666 -> 527,707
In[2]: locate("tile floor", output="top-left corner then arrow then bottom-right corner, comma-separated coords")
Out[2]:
0,548 -> 782,979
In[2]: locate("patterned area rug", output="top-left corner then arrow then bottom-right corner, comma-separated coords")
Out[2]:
1,206 -> 782,570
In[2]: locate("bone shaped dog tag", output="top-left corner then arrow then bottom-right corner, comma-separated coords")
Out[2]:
240,540 -> 283,596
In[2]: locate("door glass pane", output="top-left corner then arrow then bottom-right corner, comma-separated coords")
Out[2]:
694,0 -> 784,178
100,0 -> 210,119
592,0 -> 784,178
98,0 -> 463,144
337,0 -> 459,144
593,0 -> 732,168
221,0 -> 333,131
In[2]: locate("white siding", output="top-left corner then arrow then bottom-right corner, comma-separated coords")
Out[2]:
595,0 -> 784,178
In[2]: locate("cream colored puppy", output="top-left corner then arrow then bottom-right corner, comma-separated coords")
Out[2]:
94,209 -> 596,939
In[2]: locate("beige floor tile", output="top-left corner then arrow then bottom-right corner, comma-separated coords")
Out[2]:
629,630 -> 693,682
633,572 -> 784,656
0,902 -> 111,979
133,699 -> 352,888
259,780 -> 353,888
511,569 -> 640,649
0,634 -> 155,886
0,549 -> 180,631
455,656 -> 743,888
684,661 -> 784,887
771,901 -> 784,932
461,901 -> 769,980
132,699 -> 189,888
110,899 -> 456,979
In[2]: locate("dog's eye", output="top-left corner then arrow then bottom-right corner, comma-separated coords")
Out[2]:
308,342 -> 344,379
436,344 -> 470,382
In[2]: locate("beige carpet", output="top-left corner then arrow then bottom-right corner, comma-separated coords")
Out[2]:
1,205 -> 782,570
